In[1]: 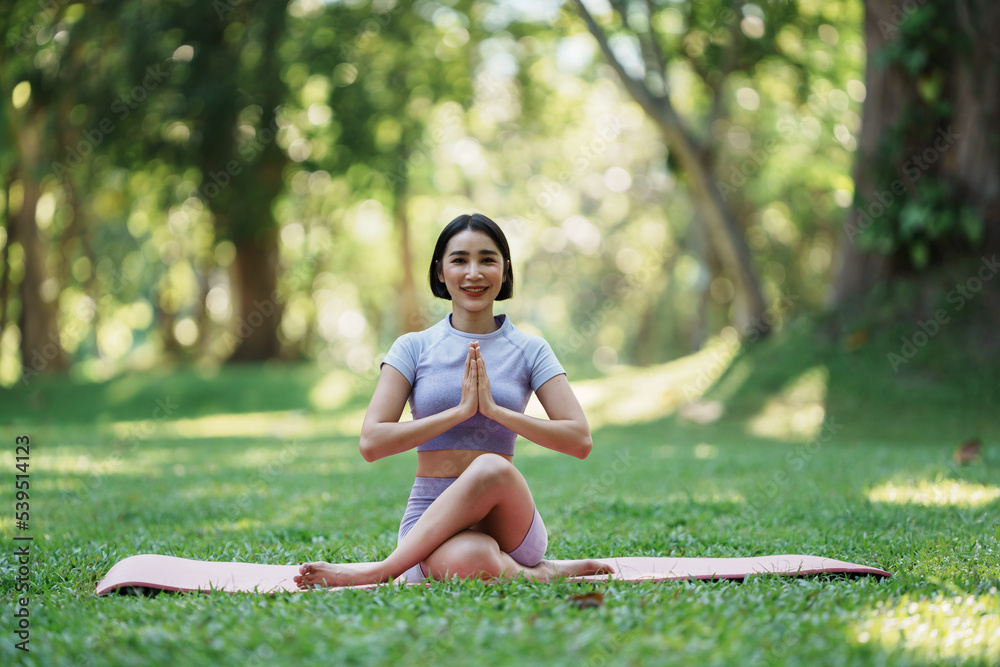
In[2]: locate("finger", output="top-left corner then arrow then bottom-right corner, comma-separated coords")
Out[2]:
479,362 -> 489,390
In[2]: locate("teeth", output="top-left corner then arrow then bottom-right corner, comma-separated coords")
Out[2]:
464,287 -> 486,292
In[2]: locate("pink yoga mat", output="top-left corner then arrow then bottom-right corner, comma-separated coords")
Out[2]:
94,554 -> 891,595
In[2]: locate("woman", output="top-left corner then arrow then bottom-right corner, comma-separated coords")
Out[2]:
295,213 -> 611,587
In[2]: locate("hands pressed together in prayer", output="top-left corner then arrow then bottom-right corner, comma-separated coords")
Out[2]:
456,341 -> 500,421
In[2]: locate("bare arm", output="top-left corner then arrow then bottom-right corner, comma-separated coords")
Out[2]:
474,345 -> 593,459
359,344 -> 479,462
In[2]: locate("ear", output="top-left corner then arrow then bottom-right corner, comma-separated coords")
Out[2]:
436,260 -> 444,284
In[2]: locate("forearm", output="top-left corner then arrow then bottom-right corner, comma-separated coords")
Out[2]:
487,405 -> 592,459
360,406 -> 471,462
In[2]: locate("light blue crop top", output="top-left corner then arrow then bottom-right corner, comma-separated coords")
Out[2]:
379,313 -> 566,456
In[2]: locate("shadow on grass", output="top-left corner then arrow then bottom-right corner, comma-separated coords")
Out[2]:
1,362 -> 376,426
696,287 -> 1000,445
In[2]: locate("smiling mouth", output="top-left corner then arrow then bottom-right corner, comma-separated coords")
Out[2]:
461,286 -> 488,294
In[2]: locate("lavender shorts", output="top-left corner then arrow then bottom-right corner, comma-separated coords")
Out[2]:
397,476 -> 548,583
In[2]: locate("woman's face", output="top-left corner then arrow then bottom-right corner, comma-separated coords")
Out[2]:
437,229 -> 508,312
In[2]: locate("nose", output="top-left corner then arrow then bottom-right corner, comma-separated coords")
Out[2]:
466,261 -> 483,279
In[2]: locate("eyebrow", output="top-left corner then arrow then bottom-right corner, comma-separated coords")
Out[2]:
447,249 -> 500,257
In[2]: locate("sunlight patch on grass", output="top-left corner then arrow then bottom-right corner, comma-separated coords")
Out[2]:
157,411 -> 314,439
39,449 -> 185,478
653,444 -> 677,458
746,366 -> 828,442
108,409 -> 368,442
309,370 -> 358,410
665,488 -> 746,505
851,592 -> 1000,663
693,443 -> 718,459
528,338 -> 737,429
867,479 -> 1000,507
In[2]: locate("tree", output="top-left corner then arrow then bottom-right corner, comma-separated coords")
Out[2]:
571,0 -> 771,337
99,0 -> 293,361
1,4 -> 70,380
833,0 -> 1000,304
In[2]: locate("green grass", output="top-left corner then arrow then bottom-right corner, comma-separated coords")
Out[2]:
2,314 -> 999,666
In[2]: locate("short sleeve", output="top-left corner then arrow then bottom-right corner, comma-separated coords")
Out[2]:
529,338 -> 566,392
380,334 -> 418,385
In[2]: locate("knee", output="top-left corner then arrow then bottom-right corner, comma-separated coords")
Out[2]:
463,453 -> 518,493
426,534 -> 505,580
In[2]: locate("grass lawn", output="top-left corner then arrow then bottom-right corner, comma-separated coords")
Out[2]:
1,315 -> 998,666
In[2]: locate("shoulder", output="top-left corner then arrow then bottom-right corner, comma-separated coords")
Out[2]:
388,316 -> 449,352
501,318 -> 557,356
382,318 -> 450,380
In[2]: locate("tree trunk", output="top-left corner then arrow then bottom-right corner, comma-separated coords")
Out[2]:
13,110 -> 67,380
833,0 -> 1000,306
950,1 -> 1000,253
668,125 -> 769,335
396,198 -> 421,333
226,231 -> 282,362
572,0 -> 771,337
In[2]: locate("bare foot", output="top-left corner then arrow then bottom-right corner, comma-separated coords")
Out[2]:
294,561 -> 386,589
521,559 -> 614,582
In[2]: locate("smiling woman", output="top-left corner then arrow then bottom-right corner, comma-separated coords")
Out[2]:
429,214 -> 513,333
295,213 -> 613,588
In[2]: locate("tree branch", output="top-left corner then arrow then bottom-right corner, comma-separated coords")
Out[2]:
571,0 -> 665,122
706,2 -> 744,139
643,0 -> 669,83
611,0 -> 667,94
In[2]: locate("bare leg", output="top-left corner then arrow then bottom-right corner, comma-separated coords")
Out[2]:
422,530 -> 612,582
295,454 -> 611,588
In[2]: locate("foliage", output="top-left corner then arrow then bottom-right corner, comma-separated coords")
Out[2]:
854,1 -> 984,268
3,0 -> 867,382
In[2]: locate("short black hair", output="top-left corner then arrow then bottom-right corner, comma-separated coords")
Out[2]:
429,213 -> 514,301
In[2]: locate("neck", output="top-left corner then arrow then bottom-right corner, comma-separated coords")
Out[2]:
450,308 -> 500,334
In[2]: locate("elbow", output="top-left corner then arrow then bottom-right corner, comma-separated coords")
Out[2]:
575,432 -> 593,459
358,433 -> 378,463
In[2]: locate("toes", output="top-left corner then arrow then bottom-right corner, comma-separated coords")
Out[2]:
595,562 -> 615,575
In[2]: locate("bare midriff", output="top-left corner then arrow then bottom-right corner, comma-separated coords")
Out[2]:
415,449 -> 513,478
